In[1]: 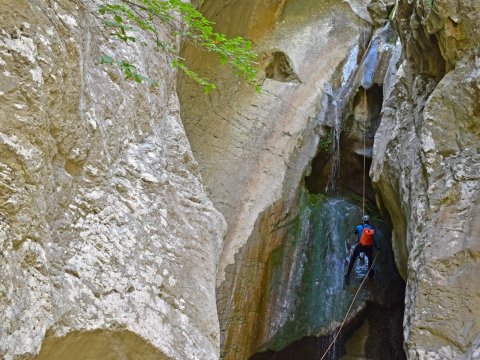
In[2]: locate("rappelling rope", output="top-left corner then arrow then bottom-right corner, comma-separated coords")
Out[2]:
362,87 -> 367,217
319,251 -> 379,360
321,87 -> 373,360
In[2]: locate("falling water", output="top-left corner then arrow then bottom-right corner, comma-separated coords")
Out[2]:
249,188 -> 404,360
325,81 -> 351,194
248,23 -> 403,360
324,44 -> 362,195
255,193 -> 369,354
325,24 -> 394,195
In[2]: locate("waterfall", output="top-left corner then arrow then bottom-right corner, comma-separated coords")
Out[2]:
255,193 -> 369,356
325,24 -> 394,195
258,23 -> 401,358
234,23 -> 404,360
325,76 -> 355,195
249,188 -> 404,360
324,39 -> 364,195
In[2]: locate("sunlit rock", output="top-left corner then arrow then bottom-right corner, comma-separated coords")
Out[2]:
0,1 -> 225,359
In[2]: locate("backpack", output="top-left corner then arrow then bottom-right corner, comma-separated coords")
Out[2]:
359,226 -> 375,246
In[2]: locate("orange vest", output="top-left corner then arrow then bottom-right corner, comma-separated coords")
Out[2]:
359,227 -> 375,246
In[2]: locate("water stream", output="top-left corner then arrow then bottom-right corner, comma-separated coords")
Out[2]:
325,59 -> 358,195
250,189 -> 404,360
249,23 -> 404,359
325,23 -> 395,195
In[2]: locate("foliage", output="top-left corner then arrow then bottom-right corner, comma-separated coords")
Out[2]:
341,122 -> 352,137
318,133 -> 332,153
307,192 -> 326,206
97,0 -> 260,92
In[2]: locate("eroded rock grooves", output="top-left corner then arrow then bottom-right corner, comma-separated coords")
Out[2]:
209,16 -> 406,359
372,1 -> 480,358
1,0 -> 479,359
0,1 -> 225,359
180,0 -> 479,359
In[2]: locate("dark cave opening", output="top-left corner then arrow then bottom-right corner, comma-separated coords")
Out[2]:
305,84 -> 384,203
265,51 -> 301,83
249,298 -> 405,360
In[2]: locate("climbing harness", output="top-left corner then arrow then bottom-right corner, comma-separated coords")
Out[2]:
320,251 -> 379,360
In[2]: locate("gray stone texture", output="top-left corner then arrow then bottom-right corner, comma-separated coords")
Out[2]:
371,0 -> 480,358
0,1 -> 226,359
0,0 -> 479,359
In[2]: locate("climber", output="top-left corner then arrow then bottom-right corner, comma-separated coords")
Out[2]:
344,214 -> 380,281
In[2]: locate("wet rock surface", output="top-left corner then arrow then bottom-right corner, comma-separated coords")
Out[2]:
0,0 -> 478,359
177,0 -> 373,287
219,189 -> 404,360
190,5 -> 407,358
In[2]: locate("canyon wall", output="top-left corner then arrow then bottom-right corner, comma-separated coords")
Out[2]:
0,0 -> 479,359
371,0 -> 480,358
0,1 -> 225,359
178,0 -> 372,284
180,0 -> 480,359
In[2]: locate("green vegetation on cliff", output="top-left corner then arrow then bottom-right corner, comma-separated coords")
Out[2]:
97,0 -> 259,92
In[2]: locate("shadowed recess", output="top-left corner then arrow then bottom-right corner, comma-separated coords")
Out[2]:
265,51 -> 301,83
28,330 -> 172,360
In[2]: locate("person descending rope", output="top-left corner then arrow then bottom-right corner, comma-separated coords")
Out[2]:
344,214 -> 380,282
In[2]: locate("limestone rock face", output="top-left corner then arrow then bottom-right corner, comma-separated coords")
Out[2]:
178,0 -> 372,286
0,1 -> 225,359
367,0 -> 395,27
178,1 -> 377,357
371,0 -> 480,358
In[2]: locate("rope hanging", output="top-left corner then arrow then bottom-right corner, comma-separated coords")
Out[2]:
321,35 -> 372,359
362,87 -> 367,217
319,252 -> 379,360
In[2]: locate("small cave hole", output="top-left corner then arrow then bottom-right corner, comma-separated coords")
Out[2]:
448,17 -> 459,28
265,51 -> 301,83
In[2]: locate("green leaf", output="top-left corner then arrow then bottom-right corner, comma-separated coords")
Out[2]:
97,0 -> 260,92
97,54 -> 114,64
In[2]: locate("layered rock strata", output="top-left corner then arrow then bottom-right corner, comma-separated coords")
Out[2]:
177,0 -> 409,358
178,0 -> 373,287
0,1 -> 225,359
371,0 -> 480,358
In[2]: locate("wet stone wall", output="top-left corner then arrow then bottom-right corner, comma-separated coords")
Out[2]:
219,188 -> 405,360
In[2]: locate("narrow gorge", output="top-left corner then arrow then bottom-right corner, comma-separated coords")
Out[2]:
0,0 -> 479,360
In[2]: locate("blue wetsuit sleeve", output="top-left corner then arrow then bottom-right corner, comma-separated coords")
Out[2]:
355,225 -> 363,242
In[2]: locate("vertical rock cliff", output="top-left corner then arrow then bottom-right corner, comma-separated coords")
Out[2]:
178,0 -> 374,287
0,1 -> 225,359
179,0 -> 479,359
179,0 -> 406,359
372,1 -> 480,358
1,0 -> 479,359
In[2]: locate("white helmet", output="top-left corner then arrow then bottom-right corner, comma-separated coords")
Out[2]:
362,215 -> 370,222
